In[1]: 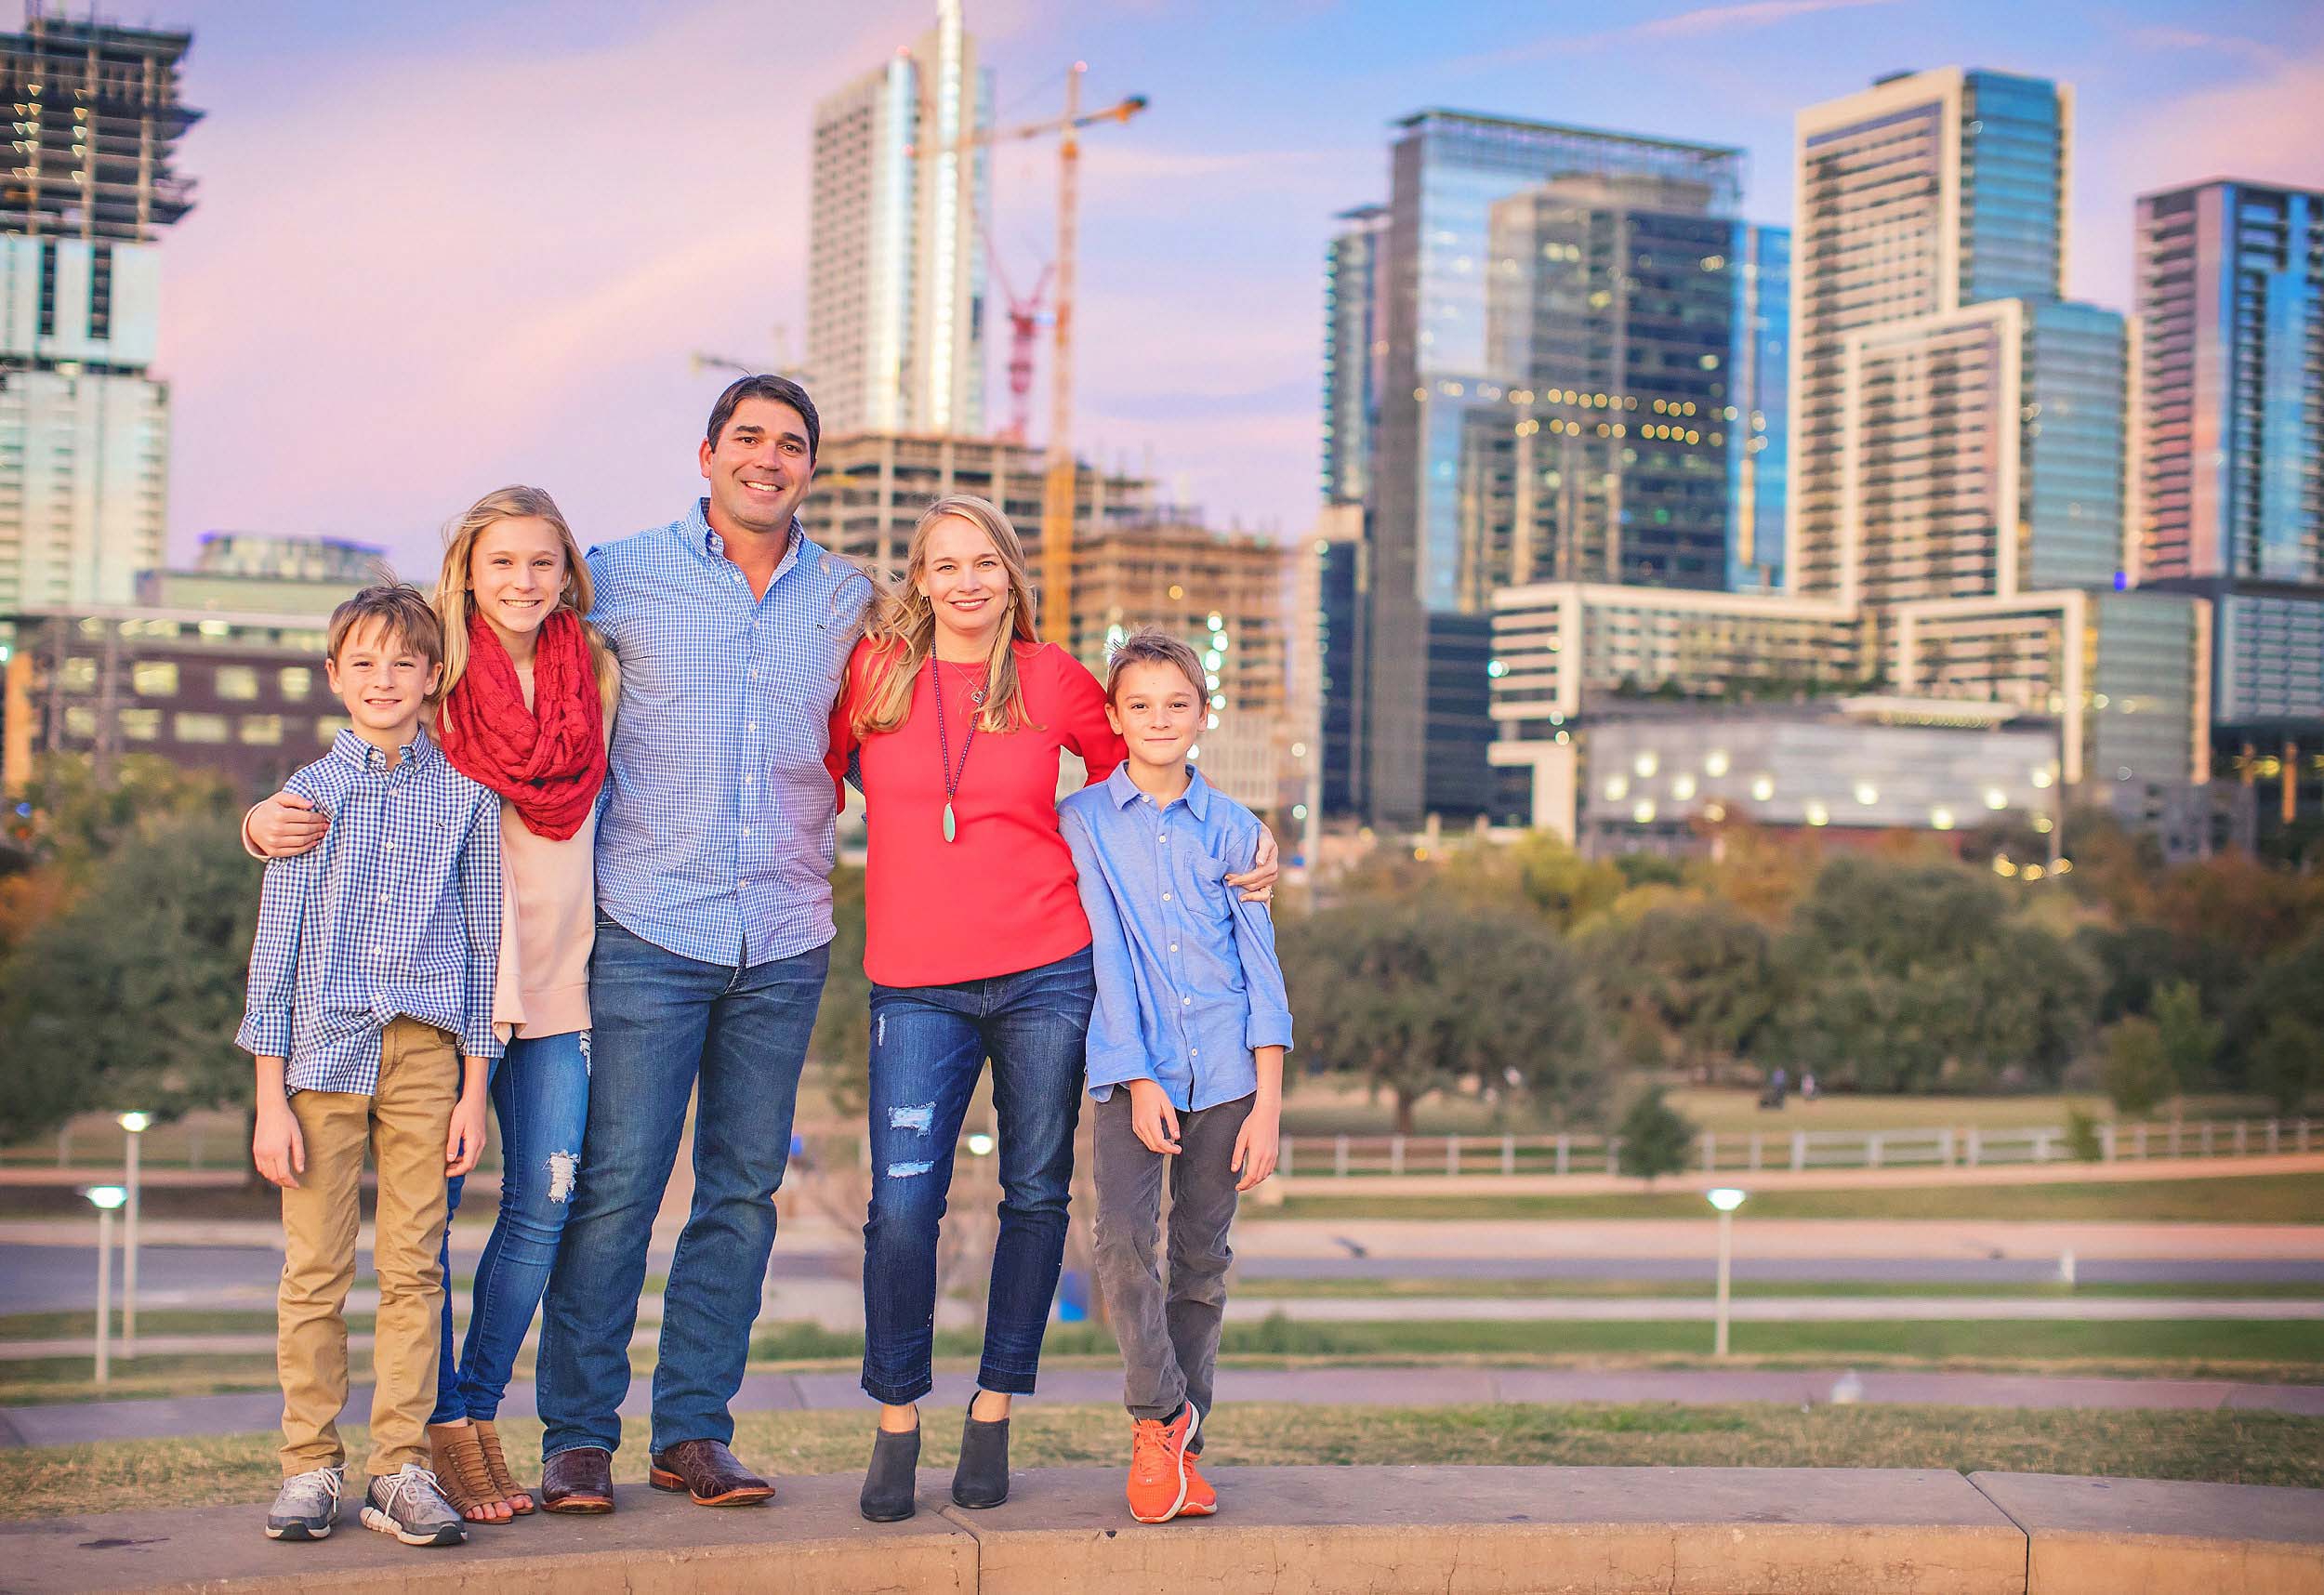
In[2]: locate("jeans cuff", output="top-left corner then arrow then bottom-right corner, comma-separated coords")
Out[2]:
861,1372 -> 934,1406
975,1363 -> 1040,1396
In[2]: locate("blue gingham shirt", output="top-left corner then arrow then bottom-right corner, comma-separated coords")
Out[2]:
237,729 -> 504,1093
587,501 -> 873,967
1059,765 -> 1294,1112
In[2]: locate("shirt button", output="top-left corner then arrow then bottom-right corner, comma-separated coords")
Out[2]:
741,826 -> 751,837
1162,892 -> 1171,902
743,774 -> 754,785
1182,996 -> 1192,1007
1170,943 -> 1179,953
372,946 -> 385,958
746,722 -> 759,733
1191,1048 -> 1200,1057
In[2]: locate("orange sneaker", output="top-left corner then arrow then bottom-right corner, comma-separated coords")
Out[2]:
1125,1405 -> 1198,1523
1180,1450 -> 1217,1516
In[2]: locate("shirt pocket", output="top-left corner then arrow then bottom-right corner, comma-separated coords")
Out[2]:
1188,853 -> 1239,921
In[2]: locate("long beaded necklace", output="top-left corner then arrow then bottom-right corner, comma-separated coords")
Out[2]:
930,655 -> 985,843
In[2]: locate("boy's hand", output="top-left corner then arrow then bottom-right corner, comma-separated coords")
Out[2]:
446,1084 -> 489,1177
250,790 -> 328,858
253,1092 -> 305,1190
1225,825 -> 1279,904
1127,1078 -> 1182,1156
1232,1101 -> 1281,1192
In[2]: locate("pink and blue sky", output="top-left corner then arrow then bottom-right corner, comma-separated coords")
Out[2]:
33,0 -> 2321,574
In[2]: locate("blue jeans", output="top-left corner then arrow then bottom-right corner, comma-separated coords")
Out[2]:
430,1029 -> 590,1424
535,915 -> 826,1458
861,946 -> 1094,1405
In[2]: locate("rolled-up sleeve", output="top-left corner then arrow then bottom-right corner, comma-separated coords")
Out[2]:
456,794 -> 505,1061
236,852 -> 310,1062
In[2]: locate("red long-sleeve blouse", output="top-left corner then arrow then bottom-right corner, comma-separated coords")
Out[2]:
827,637 -> 1126,988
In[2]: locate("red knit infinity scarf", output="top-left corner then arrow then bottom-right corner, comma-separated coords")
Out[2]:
437,608 -> 607,840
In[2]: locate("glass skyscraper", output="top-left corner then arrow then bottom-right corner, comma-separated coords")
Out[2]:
1321,205 -> 1386,506
1730,224 -> 1789,592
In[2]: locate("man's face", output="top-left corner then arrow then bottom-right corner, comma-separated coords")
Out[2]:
699,396 -> 814,537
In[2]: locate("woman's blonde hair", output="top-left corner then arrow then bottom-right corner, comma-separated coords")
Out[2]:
433,485 -> 615,710
853,494 -> 1041,737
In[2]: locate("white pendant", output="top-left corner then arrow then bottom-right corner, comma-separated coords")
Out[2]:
943,800 -> 957,842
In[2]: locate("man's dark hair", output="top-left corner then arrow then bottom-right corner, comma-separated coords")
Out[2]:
706,374 -> 820,462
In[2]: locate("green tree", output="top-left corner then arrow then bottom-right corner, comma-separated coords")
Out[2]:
0,815 -> 258,1143
1585,900 -> 1774,1078
2225,930 -> 2324,1091
1615,1085 -> 1695,1185
2101,1018 -> 2176,1118
2248,1016 -> 2322,1117
1279,896 -> 1602,1135
2151,980 -> 2221,1094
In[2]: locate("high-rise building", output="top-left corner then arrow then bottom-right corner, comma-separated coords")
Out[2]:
1363,111 -> 1745,826
1730,224 -> 1789,592
0,7 -> 198,618
1321,205 -> 1386,506
2133,179 -> 2324,839
136,532 -> 385,615
1307,502 -> 1366,816
808,1 -> 988,438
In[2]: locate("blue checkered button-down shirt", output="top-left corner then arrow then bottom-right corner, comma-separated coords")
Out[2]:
1058,765 -> 1294,1113
237,728 -> 504,1094
587,502 -> 873,968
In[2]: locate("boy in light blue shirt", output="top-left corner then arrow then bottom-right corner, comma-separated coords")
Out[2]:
1057,627 -> 1293,1525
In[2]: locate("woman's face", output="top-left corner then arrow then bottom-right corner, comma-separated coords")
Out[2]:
469,516 -> 567,641
918,514 -> 1010,647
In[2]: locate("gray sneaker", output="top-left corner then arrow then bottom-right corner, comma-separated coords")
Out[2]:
264,1465 -> 344,1540
360,1463 -> 468,1548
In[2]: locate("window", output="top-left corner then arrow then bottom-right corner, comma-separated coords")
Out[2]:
119,709 -> 161,741
175,713 -> 231,744
316,715 -> 349,744
238,715 -> 284,745
64,706 -> 96,737
133,661 -> 178,697
59,656 -> 96,692
215,666 -> 259,700
279,666 -> 313,702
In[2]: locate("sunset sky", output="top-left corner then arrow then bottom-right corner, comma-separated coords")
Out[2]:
27,0 -> 2319,575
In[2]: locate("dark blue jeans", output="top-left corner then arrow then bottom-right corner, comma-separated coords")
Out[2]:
535,915 -> 826,1458
430,1029 -> 590,1424
861,946 -> 1094,1405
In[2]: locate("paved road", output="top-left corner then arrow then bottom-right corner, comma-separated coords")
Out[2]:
7,1363 -> 2320,1450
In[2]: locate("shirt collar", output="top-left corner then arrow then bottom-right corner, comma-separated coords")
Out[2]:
692,498 -> 803,586
331,724 -> 432,775
1105,761 -> 1208,819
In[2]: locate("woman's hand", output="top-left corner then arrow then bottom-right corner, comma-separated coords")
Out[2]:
249,791 -> 328,858
1226,824 -> 1280,904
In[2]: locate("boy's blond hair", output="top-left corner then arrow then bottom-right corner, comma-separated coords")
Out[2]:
326,583 -> 444,674
1103,626 -> 1206,705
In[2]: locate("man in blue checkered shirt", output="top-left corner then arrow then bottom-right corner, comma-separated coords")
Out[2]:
239,583 -> 501,1550
532,375 -> 876,1514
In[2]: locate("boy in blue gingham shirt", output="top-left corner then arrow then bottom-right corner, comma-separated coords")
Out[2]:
237,584 -> 501,1550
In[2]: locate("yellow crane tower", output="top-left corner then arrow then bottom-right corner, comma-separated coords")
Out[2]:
928,65 -> 1146,645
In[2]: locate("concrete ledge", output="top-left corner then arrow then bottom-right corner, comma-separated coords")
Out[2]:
4,1467 -> 2319,1595
1970,1471 -> 2324,1595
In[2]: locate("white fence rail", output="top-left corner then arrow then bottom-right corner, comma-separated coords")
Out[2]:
1275,1117 -> 2316,1179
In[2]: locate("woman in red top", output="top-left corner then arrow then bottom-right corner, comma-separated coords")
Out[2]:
827,494 -> 1271,1522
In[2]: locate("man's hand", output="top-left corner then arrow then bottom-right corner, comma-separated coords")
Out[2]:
446,1082 -> 489,1177
253,1090 -> 306,1190
1226,824 -> 1280,904
1231,1100 -> 1280,1192
250,790 -> 329,858
1126,1078 -> 1182,1156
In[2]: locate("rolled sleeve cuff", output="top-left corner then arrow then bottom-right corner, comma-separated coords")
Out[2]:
1085,1051 -> 1157,1101
237,1013 -> 289,1059
460,1023 -> 505,1062
1248,1012 -> 1294,1052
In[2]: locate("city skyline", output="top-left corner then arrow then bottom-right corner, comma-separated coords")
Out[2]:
23,0 -> 2318,577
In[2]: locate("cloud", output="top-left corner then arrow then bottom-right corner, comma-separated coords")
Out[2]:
1445,0 -> 1903,72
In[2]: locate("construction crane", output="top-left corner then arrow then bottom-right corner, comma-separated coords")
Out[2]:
980,232 -> 1052,445
928,65 -> 1146,645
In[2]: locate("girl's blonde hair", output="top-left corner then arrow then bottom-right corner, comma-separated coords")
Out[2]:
433,485 -> 615,710
852,494 -> 1041,737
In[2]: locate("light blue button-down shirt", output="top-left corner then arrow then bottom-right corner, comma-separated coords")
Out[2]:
587,501 -> 873,968
238,728 -> 503,1094
1058,765 -> 1294,1112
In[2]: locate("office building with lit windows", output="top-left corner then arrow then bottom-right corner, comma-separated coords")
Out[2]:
2133,178 -> 2324,841
1730,223 -> 1789,592
808,0 -> 988,437
0,7 -> 198,619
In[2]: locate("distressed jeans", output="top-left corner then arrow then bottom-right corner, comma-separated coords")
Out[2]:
431,1029 -> 591,1424
536,916 -> 826,1458
861,946 -> 1094,1405
1089,1088 -> 1251,1430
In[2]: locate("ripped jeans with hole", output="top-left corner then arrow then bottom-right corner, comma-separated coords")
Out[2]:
431,1028 -> 590,1424
861,947 -> 1094,1406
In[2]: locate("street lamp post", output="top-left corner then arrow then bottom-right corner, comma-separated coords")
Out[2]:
117,1113 -> 150,1357
83,1185 -> 126,1386
1707,1187 -> 1747,1358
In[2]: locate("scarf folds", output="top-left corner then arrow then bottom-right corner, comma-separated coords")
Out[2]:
438,608 -> 607,840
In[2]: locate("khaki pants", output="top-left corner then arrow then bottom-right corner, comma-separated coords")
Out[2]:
277,1017 -> 456,1479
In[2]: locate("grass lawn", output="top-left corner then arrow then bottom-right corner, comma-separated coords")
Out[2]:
2,1401 -> 2316,1520
1232,1278 -> 2324,1301
1274,1172 -> 2324,1224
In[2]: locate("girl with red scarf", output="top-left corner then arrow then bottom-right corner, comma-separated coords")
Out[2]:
245,486 -> 616,1525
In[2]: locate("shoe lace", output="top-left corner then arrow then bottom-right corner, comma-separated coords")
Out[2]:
382,1465 -> 448,1514
291,1467 -> 343,1507
1129,1419 -> 1174,1483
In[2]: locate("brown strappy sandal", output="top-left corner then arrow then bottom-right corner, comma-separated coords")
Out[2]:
472,1418 -> 535,1515
428,1420 -> 511,1523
